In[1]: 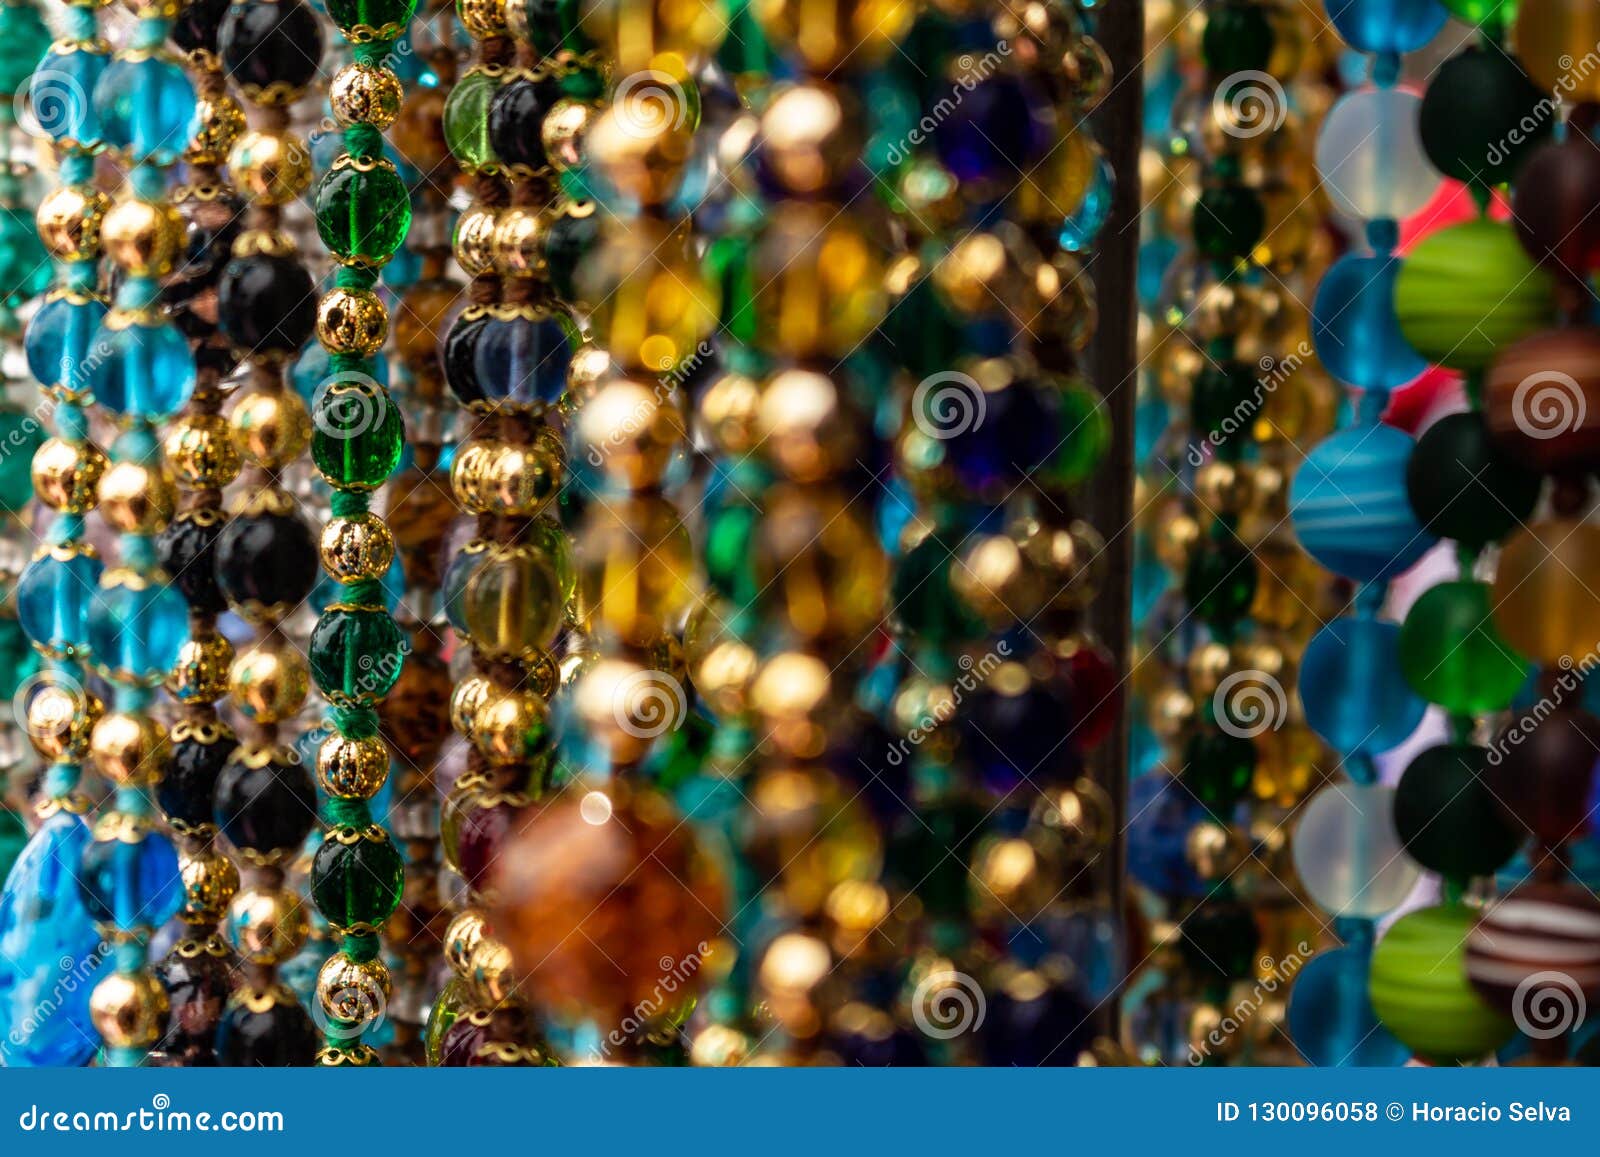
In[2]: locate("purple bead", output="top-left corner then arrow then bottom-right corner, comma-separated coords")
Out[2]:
472,311 -> 576,409
933,72 -> 1056,185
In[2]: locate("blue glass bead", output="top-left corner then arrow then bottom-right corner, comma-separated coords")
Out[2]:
931,374 -> 1056,498
31,44 -> 108,147
0,812 -> 106,1066
1059,155 -> 1114,253
87,573 -> 191,685
78,826 -> 182,930
25,294 -> 107,393
1137,236 -> 1179,311
1127,772 -> 1208,898
1300,616 -> 1426,756
89,313 -> 196,420
1288,945 -> 1411,1066
18,548 -> 104,657
93,55 -> 198,165
1325,0 -> 1447,56
933,71 -> 1056,184
471,309 -> 576,409
1312,252 -> 1429,392
1290,423 -> 1435,583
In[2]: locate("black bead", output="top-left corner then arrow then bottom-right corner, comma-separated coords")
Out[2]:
172,0 -> 234,55
158,728 -> 239,830
1179,900 -> 1260,982
443,308 -> 491,407
216,1000 -> 319,1066
218,254 -> 317,358
215,510 -> 319,615
978,975 -> 1093,1066
542,206 -> 600,303
155,948 -> 235,1055
158,510 -> 229,616
214,752 -> 318,857
219,0 -> 323,97
488,75 -> 560,171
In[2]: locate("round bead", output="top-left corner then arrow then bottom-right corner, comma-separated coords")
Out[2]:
228,389 -> 311,469
314,159 -> 412,266
216,995 -> 318,1065
26,293 -> 106,392
933,70 -> 1054,187
487,73 -> 558,172
97,460 -> 175,534
89,312 -> 196,420
1314,87 -> 1439,222
94,54 -> 197,166
316,288 -> 388,356
226,889 -> 311,966
159,725 -> 239,832
460,542 -> 565,658
315,953 -> 391,1033
319,513 -> 395,583
1292,782 -> 1420,917
443,68 -> 500,172
1370,905 -> 1516,1063
1516,0 -> 1600,101
1325,0 -> 1447,53
311,377 -> 405,489
31,44 -> 108,148
1288,945 -> 1410,1067
228,131 -> 314,204
1405,410 -> 1541,549
89,972 -> 170,1050
1311,251 -> 1428,393
1394,744 -> 1521,880
1300,616 -> 1425,757
89,712 -> 167,785
1290,423 -> 1433,583
219,0 -> 325,103
1492,520 -> 1600,667
227,642 -> 309,724
1483,327 -> 1600,472
1398,581 -> 1528,715
30,437 -> 104,514
36,185 -> 109,263
218,254 -> 317,359
470,308 -> 576,410
18,547 -> 103,658
311,829 -> 404,931
157,510 -> 229,617
1486,705 -> 1600,848
308,606 -> 405,706
1465,882 -> 1600,1021
316,734 -> 389,800
167,631 -> 233,705
330,62 -> 405,129
1512,136 -> 1600,276
1420,46 -> 1548,186
80,824 -> 182,930
214,749 -> 318,859
216,509 -> 319,622
102,195 -> 186,277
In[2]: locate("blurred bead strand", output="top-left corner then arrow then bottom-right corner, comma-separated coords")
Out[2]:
74,0 -> 207,1066
208,0 -> 326,1066
0,0 -> 110,1068
1283,4 -> 1455,1067
147,0 -> 249,1067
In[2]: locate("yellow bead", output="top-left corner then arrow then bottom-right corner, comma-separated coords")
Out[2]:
573,372 -> 687,491
457,0 -> 507,37
229,389 -> 311,469
461,541 -> 567,659
470,685 -> 551,765
453,207 -> 501,277
179,846 -> 240,924
585,82 -> 697,208
319,512 -> 396,583
576,0 -> 727,74
330,61 -> 404,129
750,650 -> 835,760
570,656 -> 685,767
187,93 -> 246,166
229,129 -> 314,205
97,460 -> 175,533
101,198 -> 184,277
757,81 -> 864,196
752,205 -> 884,359
22,669 -> 102,760
756,367 -> 860,483
541,98 -> 599,173
317,733 -> 390,800
89,972 -> 169,1049
1493,520 -> 1600,666
167,628 -> 234,704
443,908 -> 489,977
1012,130 -> 1098,224
492,206 -> 544,277
577,218 -> 716,373
754,484 -> 887,647
164,413 -> 241,489
754,0 -> 911,69
316,288 -> 389,355
450,434 -> 565,516
228,886 -> 311,965
31,437 -> 106,513
88,711 -> 167,785
36,184 -> 110,262
696,369 -> 761,457
464,936 -> 516,1006
1514,0 -> 1600,99
684,597 -> 757,722
574,495 -> 696,647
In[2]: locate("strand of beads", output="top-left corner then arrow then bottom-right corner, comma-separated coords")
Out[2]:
148,0 -> 250,1067
0,0 -> 108,1068
209,0 -> 325,1066
1284,5 -> 1451,1067
303,0 -> 421,1069
74,0 -> 202,1066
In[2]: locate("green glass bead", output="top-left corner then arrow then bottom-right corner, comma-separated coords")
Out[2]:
703,234 -> 757,347
311,827 -> 404,930
310,605 -> 406,705
1202,3 -> 1274,74
1189,361 -> 1256,457
0,406 -> 44,512
326,0 -> 417,37
1184,536 -> 1256,626
0,2 -> 51,96
887,796 -> 984,922
1194,185 -> 1264,264
1399,580 -> 1528,714
312,377 -> 405,489
893,533 -> 985,645
705,501 -> 760,610
877,275 -> 964,382
0,207 -> 49,308
1181,729 -> 1256,808
443,68 -> 499,173
1042,379 -> 1110,489
424,976 -> 470,1064
542,205 -> 600,303
0,615 -> 39,701
314,159 -> 412,266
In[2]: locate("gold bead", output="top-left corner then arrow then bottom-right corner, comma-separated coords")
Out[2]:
757,931 -> 832,1038
453,208 -> 501,277
164,413 -> 241,489
570,657 -> 682,767
1186,641 -> 1233,699
757,367 -> 859,483
329,61 -> 404,129
101,198 -> 184,277
228,886 -> 311,965
167,629 -> 234,704
470,686 -> 551,764
755,0 -> 912,70
229,389 -> 311,469
31,437 -> 106,513
492,206 -> 544,277
457,0 -> 507,37
36,184 -> 110,262
950,531 -> 1045,626
465,936 -> 515,1005
758,82 -> 863,197
1194,459 -> 1255,516
749,651 -> 835,760
229,129 -> 314,205
573,373 -> 687,492
316,288 -> 389,356
319,512 -> 395,583
451,436 -> 565,516
565,343 -> 615,404
316,954 -> 391,1030
684,598 -> 757,722
179,846 -> 240,923
449,669 -> 493,741
541,98 -> 599,173
97,460 -> 175,533
932,231 -> 1028,318
89,972 -> 169,1050
23,673 -> 102,759
585,82 -> 697,208
316,733 -> 390,800
88,712 -> 168,786
228,642 -> 310,724
443,908 -> 488,976
696,369 -> 761,458
187,93 -> 246,165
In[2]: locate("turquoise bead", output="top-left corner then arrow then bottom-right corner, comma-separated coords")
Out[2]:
25,294 -> 106,392
0,207 -> 50,308
1290,423 -> 1436,583
89,314 -> 195,419
1059,155 -> 1114,253
78,826 -> 182,930
0,407 -> 44,512
87,573 -> 191,685
0,3 -> 52,97
0,812 -> 106,1067
31,43 -> 108,147
1300,616 -> 1426,757
18,549 -> 104,657
0,617 -> 39,701
93,54 -> 198,166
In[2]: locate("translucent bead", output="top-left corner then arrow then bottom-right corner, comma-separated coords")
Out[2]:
89,313 -> 197,420
31,43 -> 108,147
932,71 -> 1055,184
1293,782 -> 1421,916
1300,617 -> 1426,756
441,542 -> 485,634
26,294 -> 107,393
1492,520 -> 1600,666
0,2 -> 52,96
0,408 -> 45,513
1315,88 -> 1440,222
18,547 -> 104,657
1288,945 -> 1410,1067
1399,580 -> 1529,714
1291,423 -> 1434,583
1370,905 -> 1515,1063
1312,252 -> 1428,391
93,55 -> 198,166
0,208 -> 49,309
471,309 -> 576,409
78,827 -> 183,930
462,543 -> 565,658
88,572 -> 191,685
309,606 -> 405,705
311,376 -> 405,489
1058,155 -> 1114,253
314,159 -> 412,266
1325,0 -> 1448,55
